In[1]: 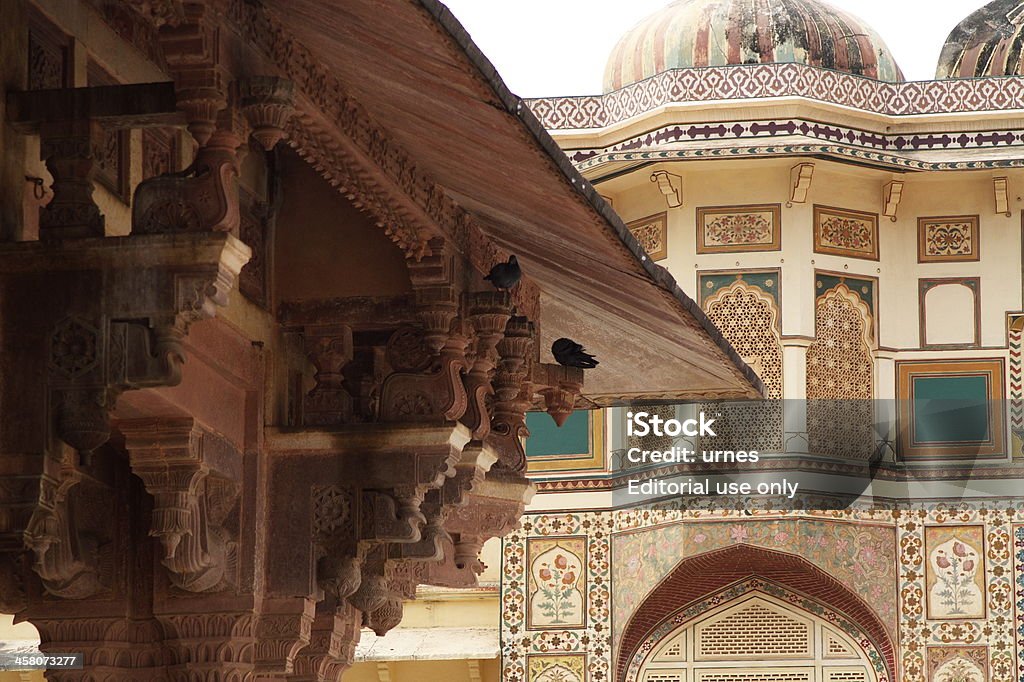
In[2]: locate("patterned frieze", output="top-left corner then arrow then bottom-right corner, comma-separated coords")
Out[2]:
528,63 -> 1024,131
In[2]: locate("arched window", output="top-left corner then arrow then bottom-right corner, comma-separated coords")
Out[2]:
637,593 -> 878,682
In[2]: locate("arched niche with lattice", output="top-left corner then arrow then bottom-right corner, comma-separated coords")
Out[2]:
700,275 -> 784,452
637,593 -> 877,682
806,279 -> 875,460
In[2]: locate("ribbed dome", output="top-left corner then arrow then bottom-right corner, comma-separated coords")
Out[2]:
603,0 -> 905,93
936,1 -> 1024,78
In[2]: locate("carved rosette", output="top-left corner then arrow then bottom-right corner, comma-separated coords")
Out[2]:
239,76 -> 296,150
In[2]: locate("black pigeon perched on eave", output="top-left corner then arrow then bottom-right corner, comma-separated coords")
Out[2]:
484,255 -> 521,290
552,338 -> 599,369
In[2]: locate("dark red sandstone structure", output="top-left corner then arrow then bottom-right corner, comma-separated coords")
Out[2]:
0,1 -> 760,680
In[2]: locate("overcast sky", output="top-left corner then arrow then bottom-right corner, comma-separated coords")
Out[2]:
441,0 -> 988,97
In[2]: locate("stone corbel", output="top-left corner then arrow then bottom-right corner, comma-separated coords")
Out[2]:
254,596 -> 316,676
787,163 -> 815,207
487,316 -> 535,473
23,463 -> 108,599
311,484 -> 362,601
158,2 -> 229,145
460,291 -> 514,440
386,489 -> 449,563
120,418 -> 239,592
239,76 -> 296,151
440,440 -> 499,509
531,363 -> 585,427
291,601 -> 361,681
347,550 -> 389,616
359,488 -> 425,545
378,320 -> 469,423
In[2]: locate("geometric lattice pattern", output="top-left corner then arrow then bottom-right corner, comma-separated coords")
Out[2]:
702,279 -> 784,452
696,601 -> 810,659
695,671 -> 812,682
806,283 -> 875,459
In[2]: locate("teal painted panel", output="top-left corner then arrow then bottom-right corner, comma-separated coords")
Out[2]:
912,375 -> 990,444
525,410 -> 590,457
699,271 -> 779,304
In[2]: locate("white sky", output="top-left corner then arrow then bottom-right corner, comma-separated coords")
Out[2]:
441,0 -> 988,96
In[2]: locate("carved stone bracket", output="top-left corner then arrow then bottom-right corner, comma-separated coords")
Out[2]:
23,464 -> 109,599
460,291 -> 513,440
254,596 -> 316,676
487,316 -> 536,473
120,418 -> 239,592
158,2 -> 229,145
239,76 -> 296,151
531,363 -> 585,427
290,601 -> 361,682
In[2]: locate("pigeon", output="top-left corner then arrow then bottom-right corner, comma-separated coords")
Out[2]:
552,338 -> 599,369
484,255 -> 521,290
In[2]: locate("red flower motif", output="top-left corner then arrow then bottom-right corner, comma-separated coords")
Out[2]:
554,554 -> 568,569
562,571 -> 576,584
963,559 -> 975,572
539,568 -> 552,580
953,541 -> 967,557
935,555 -> 951,569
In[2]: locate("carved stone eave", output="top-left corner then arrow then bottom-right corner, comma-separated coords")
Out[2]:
216,0 -> 542,319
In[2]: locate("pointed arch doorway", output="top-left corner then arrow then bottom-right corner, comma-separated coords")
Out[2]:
636,591 -> 877,682
617,544 -> 895,682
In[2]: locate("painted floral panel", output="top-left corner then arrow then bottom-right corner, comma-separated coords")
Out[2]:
528,537 -> 587,629
697,204 -> 781,253
918,216 -> 979,263
527,654 -> 586,682
627,213 -> 668,261
814,206 -> 879,260
927,646 -> 987,682
924,526 -> 986,620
